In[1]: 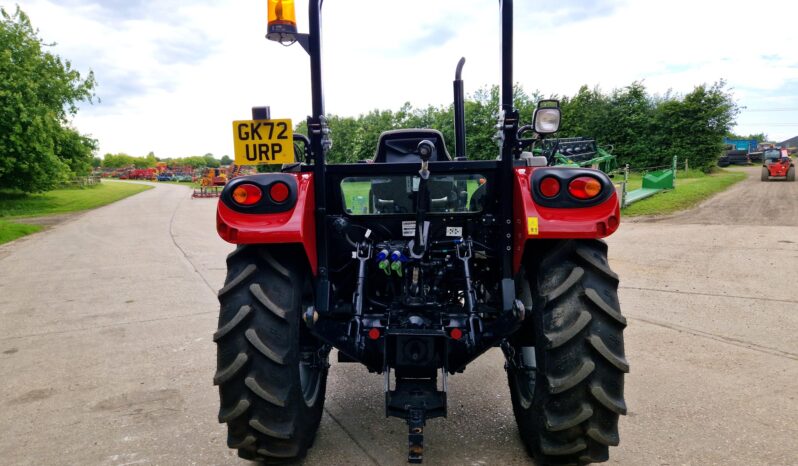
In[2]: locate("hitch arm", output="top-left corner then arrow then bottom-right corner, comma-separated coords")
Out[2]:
408,408 -> 426,463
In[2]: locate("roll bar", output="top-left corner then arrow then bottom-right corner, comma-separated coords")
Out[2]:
289,1 -> 519,311
295,0 -> 517,165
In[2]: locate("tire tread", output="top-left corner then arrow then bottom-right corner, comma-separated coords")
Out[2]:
508,239 -> 627,465
215,246 -> 326,462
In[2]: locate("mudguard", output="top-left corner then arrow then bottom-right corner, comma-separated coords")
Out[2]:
513,166 -> 620,273
216,173 -> 317,275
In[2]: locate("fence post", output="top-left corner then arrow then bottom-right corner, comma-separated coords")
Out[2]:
622,164 -> 629,208
672,155 -> 678,181
685,158 -> 689,173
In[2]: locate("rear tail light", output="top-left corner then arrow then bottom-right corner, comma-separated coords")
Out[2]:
367,328 -> 381,340
449,328 -> 463,341
539,177 -> 561,197
269,182 -> 290,203
568,176 -> 602,200
232,184 -> 262,205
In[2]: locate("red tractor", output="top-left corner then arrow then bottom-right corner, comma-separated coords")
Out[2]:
761,148 -> 795,181
212,1 -> 627,464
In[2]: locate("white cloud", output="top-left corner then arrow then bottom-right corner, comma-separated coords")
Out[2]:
8,0 -> 798,156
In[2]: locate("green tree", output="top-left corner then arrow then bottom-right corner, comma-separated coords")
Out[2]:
727,132 -> 767,142
0,7 -> 97,192
654,81 -> 738,170
179,156 -> 209,168
102,153 -> 134,168
559,85 -> 611,140
294,80 -> 737,172
220,155 -> 232,165
55,126 -> 97,175
203,153 -> 220,168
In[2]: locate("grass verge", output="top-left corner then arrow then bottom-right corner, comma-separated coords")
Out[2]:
621,169 -> 746,217
0,182 -> 152,245
0,220 -> 42,244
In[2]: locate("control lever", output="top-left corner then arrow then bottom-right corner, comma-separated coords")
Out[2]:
349,241 -> 372,349
456,240 -> 481,346
413,140 -> 435,256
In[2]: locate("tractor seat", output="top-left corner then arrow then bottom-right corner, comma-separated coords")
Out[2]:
373,129 -> 452,163
370,179 -> 460,214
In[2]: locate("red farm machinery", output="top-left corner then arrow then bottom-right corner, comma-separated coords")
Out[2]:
193,165 -> 252,198
761,148 -> 795,181
211,1 -> 627,464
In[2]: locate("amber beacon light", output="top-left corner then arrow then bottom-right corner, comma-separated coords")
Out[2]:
267,0 -> 298,43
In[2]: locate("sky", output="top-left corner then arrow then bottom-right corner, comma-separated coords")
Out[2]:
6,0 -> 798,158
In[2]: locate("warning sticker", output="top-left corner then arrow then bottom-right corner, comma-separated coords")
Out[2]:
402,221 -> 416,237
527,217 -> 539,236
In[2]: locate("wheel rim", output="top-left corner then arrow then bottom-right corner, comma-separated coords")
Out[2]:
511,345 -> 537,410
299,357 -> 322,406
512,367 -> 536,410
297,273 -> 323,407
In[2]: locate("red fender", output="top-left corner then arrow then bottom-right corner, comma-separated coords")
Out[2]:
216,173 -> 317,275
512,167 -> 620,274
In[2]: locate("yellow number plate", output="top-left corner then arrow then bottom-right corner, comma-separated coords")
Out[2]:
232,119 -> 294,165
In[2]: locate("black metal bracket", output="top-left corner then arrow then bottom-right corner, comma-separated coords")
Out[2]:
408,408 -> 425,463
382,329 -> 449,464
296,33 -> 311,55
385,373 -> 446,464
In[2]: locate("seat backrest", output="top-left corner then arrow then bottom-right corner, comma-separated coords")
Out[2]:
369,177 -> 459,214
373,129 -> 452,163
370,178 -> 414,213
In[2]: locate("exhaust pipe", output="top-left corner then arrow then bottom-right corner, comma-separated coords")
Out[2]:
453,57 -> 466,160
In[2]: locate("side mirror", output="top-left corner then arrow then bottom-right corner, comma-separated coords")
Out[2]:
533,100 -> 561,135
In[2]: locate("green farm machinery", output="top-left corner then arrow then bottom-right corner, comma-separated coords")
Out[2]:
537,137 -> 618,173
618,156 -> 678,208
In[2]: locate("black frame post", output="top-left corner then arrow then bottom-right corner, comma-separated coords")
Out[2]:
498,0 -> 518,309
306,0 -> 331,313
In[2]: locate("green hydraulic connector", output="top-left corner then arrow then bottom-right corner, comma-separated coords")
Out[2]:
391,260 -> 403,277
378,259 -> 391,275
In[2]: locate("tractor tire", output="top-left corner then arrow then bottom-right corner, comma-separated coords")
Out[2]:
508,239 -> 628,465
788,167 -> 795,181
214,245 -> 328,463
761,167 -> 769,181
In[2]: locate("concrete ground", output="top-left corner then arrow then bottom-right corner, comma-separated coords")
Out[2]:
0,167 -> 796,465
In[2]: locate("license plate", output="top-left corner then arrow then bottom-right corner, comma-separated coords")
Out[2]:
232,119 -> 294,165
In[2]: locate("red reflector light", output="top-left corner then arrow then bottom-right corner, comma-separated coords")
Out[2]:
449,328 -> 463,341
568,176 -> 602,200
269,182 -> 290,203
367,328 -> 381,340
539,177 -> 561,197
232,184 -> 262,205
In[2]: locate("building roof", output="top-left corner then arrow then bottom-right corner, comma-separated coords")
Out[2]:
778,135 -> 798,147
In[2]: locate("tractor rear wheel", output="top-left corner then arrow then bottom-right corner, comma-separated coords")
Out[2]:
787,167 -> 795,181
508,239 -> 628,465
761,167 -> 769,181
214,245 -> 328,463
